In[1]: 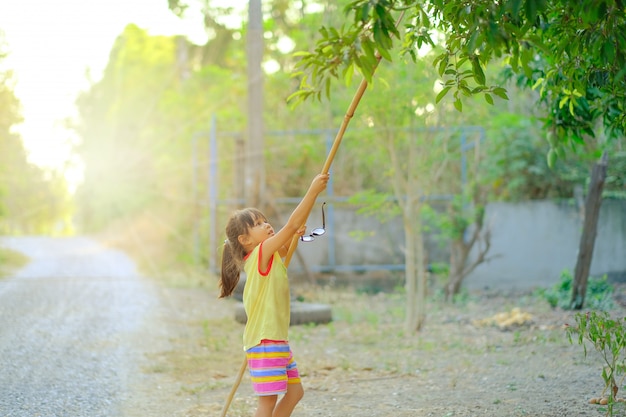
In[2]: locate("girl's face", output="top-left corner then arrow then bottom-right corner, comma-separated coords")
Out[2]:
241,214 -> 274,249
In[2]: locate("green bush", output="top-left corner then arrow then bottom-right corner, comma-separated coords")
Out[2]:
538,269 -> 614,311
566,311 -> 626,416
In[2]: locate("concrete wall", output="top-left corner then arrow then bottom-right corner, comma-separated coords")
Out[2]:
465,199 -> 626,290
289,199 -> 626,291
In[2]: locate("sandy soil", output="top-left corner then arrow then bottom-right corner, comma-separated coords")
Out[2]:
123,284 -> 626,417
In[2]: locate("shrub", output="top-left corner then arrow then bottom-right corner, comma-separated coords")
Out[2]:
566,312 -> 626,416
538,269 -> 614,311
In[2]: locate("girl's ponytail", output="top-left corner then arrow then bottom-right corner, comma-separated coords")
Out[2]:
219,240 -> 241,298
218,208 -> 265,298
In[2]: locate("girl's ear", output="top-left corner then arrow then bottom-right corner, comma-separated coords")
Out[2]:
238,234 -> 249,247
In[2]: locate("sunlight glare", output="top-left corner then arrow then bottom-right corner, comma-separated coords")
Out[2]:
0,0 -> 206,191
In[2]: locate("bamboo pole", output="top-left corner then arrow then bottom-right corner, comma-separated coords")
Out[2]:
283,55 -> 382,266
219,356 -> 248,417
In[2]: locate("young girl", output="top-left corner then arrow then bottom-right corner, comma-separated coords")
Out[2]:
219,173 -> 329,417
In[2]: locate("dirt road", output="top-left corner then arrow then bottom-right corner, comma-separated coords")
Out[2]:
1,236 -> 620,417
0,237 -> 177,417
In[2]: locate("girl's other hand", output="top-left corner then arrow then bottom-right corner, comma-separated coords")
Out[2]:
296,225 -> 307,237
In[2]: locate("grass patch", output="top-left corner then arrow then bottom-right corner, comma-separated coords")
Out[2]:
0,247 -> 29,278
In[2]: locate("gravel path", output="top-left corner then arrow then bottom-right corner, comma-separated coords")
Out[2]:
0,237 -> 162,417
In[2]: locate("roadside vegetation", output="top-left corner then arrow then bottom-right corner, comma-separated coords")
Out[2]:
0,247 -> 29,278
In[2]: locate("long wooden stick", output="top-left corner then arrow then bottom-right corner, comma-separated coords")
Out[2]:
287,10 -> 405,265
220,12 -> 403,415
219,356 -> 247,417
283,55 -> 382,266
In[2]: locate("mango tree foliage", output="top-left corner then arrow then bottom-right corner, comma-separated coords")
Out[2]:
291,0 -> 626,158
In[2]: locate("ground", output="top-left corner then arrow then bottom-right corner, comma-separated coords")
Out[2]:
1,236 -> 622,417
128,283 -> 626,417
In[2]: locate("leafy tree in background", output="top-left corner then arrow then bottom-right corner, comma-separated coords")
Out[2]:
71,1 -> 623,293
291,0 -> 625,313
293,0 -> 625,151
72,22 -> 252,275
74,25 -> 179,231
0,36 -> 70,234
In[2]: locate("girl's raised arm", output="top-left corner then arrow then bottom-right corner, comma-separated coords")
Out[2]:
261,174 -> 329,265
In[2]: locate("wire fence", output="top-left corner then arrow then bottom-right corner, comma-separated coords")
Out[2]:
196,122 -> 486,276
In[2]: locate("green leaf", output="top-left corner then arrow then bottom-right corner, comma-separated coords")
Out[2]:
292,51 -> 312,58
484,93 -> 494,105
509,0 -> 523,17
377,46 -> 392,62
521,48 -> 534,79
358,3 -> 370,22
438,55 -> 449,77
286,89 -> 310,106
471,58 -> 486,85
531,77 -> 544,90
456,56 -> 469,69
344,62 -> 354,86
615,67 -> 626,83
361,38 -> 376,62
453,98 -> 463,112
602,41 -> 615,63
436,86 -> 452,104
546,130 -> 557,147
361,58 -> 374,83
492,87 -> 509,100
547,148 -> 557,168
525,0 -> 536,22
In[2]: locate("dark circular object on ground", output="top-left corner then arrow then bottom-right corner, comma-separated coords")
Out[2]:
234,301 -> 332,325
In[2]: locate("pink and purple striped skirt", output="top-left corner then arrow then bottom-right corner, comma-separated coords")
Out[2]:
246,340 -> 301,396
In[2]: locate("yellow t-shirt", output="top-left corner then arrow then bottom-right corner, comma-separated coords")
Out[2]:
242,242 -> 290,351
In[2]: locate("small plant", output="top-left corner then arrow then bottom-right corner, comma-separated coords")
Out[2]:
565,311 -> 626,416
538,269 -> 614,310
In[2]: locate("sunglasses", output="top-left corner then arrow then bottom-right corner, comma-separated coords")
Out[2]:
301,202 -> 326,242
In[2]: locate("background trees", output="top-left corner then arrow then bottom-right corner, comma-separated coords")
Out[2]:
0,36 -> 70,235
289,0 -> 625,323
295,0 -> 625,147
1,0 -> 616,316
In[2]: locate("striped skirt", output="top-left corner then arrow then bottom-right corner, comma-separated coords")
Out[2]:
246,340 -> 301,396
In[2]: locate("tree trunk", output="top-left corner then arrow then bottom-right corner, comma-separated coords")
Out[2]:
404,211 -> 418,332
246,0 -> 264,207
415,220 -> 427,330
404,197 -> 427,332
571,151 -> 608,310
445,240 -> 465,301
446,273 -> 463,301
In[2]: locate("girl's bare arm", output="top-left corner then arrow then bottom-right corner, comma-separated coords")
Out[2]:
261,174 -> 329,267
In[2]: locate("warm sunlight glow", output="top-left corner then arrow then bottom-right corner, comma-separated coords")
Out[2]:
1,0 -> 207,191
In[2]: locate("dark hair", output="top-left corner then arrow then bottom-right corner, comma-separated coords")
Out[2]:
219,208 -> 267,298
